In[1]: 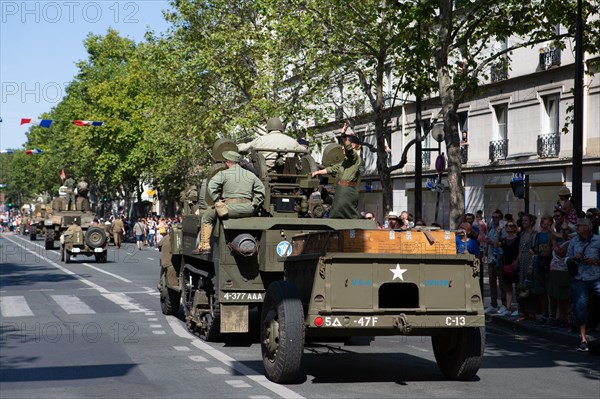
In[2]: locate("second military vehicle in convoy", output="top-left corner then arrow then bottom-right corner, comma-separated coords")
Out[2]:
44,180 -> 109,262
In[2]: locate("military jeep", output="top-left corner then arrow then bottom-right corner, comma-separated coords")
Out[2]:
59,215 -> 108,263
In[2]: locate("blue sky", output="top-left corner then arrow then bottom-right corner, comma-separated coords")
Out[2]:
0,0 -> 172,151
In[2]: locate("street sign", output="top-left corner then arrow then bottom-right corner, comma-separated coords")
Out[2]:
435,154 -> 446,174
512,171 -> 525,181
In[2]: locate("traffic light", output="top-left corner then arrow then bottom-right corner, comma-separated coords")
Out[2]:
7,199 -> 13,208
510,180 -> 525,199
103,196 -> 108,202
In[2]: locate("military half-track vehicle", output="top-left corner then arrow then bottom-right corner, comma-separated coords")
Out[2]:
159,139 -> 373,338
159,139 -> 484,383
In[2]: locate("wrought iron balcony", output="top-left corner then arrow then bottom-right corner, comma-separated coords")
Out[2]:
490,59 -> 509,82
489,139 -> 508,162
422,150 -> 431,169
460,144 -> 469,165
537,133 -> 560,158
538,46 -> 561,71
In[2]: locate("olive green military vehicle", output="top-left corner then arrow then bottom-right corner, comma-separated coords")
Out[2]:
260,229 -> 484,383
58,213 -> 108,263
159,139 -> 372,339
159,139 -> 484,383
41,185 -> 109,262
28,202 -> 50,244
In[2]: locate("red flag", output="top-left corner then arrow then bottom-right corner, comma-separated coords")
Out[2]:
60,169 -> 66,180
21,118 -> 32,125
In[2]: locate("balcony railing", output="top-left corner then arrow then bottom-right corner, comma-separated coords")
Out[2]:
538,46 -> 561,71
490,59 -> 509,82
537,133 -> 560,158
422,150 -> 431,168
460,144 -> 469,165
489,139 -> 508,162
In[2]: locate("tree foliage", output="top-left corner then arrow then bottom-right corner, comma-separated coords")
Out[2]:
5,0 -> 598,220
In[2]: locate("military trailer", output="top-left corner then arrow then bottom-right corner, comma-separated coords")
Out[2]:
260,229 -> 484,383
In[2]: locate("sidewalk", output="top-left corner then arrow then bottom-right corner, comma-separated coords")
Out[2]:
482,276 -> 600,350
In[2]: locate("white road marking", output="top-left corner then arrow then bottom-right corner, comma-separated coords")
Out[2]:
226,380 -> 252,388
101,293 -> 153,313
165,317 -> 305,399
189,355 -> 208,362
51,295 -> 95,314
174,346 -> 190,351
81,262 -> 132,283
0,296 -> 34,317
207,367 -> 229,375
3,236 -> 109,293
150,324 -> 162,328
152,330 -> 166,335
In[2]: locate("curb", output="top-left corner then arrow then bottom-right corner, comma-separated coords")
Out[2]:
485,314 -> 599,347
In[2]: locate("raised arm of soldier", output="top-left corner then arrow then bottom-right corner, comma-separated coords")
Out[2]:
312,122 -> 362,219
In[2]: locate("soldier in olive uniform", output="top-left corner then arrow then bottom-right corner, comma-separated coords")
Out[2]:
158,226 -> 178,286
76,178 -> 90,211
238,117 -> 306,170
312,122 -> 362,219
63,218 -> 83,243
64,175 -> 75,210
111,216 -> 125,249
192,151 -> 266,254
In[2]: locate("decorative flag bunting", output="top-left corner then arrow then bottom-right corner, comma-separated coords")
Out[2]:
0,183 -> 6,188
1,149 -> 43,154
60,169 -> 66,180
20,118 -> 104,127
25,149 -> 43,155
73,120 -> 104,127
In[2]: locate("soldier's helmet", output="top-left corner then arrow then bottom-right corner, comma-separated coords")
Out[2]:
266,117 -> 283,132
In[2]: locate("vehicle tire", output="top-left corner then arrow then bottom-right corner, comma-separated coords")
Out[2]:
30,225 -> 37,241
64,248 -> 71,264
199,274 -> 221,342
432,327 -> 485,381
45,231 -> 54,250
260,280 -> 304,383
160,269 -> 181,316
60,246 -> 65,262
85,227 -> 107,248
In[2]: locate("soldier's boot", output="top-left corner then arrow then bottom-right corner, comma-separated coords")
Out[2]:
191,223 -> 213,255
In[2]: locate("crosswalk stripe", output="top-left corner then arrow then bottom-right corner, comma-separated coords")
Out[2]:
51,295 -> 95,314
0,296 -> 34,317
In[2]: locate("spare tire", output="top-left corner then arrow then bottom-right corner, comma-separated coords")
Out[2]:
85,227 -> 107,248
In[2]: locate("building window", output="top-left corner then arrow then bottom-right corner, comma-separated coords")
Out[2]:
543,95 -> 560,134
494,104 -> 508,141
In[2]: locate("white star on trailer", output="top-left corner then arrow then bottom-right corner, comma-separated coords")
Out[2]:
389,264 -> 407,281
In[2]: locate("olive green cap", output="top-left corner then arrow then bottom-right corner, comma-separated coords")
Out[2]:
222,150 -> 241,162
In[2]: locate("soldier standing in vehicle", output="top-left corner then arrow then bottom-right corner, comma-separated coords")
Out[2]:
64,174 -> 75,210
238,117 -> 306,170
191,150 -> 265,255
75,178 -> 90,211
111,216 -> 125,249
311,122 -> 362,219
